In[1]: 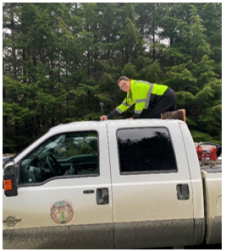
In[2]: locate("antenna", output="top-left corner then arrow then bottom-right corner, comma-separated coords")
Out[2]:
100,102 -> 104,115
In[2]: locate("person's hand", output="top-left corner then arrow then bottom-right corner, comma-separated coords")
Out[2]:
100,115 -> 108,121
126,117 -> 133,120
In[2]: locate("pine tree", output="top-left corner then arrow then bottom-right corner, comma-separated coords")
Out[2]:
3,3 -> 222,153
187,5 -> 221,142
166,4 -> 221,142
198,3 -> 222,77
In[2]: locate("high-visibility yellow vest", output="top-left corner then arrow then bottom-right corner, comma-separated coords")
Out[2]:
116,79 -> 168,115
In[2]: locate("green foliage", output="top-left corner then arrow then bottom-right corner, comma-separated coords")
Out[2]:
139,60 -> 162,83
3,3 -> 222,152
121,63 -> 139,79
190,130 -> 212,142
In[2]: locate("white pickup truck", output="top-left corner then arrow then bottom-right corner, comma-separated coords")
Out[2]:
3,119 -> 222,249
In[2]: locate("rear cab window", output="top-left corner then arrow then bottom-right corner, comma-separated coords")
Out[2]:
116,127 -> 177,174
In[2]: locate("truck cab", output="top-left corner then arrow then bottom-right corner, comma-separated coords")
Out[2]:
3,119 -> 222,249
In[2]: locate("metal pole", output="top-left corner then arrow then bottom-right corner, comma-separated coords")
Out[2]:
100,102 -> 104,115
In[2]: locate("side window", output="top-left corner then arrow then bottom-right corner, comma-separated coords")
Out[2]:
117,127 -> 177,174
19,131 -> 99,185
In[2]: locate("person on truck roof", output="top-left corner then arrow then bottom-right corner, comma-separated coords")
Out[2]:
100,76 -> 186,122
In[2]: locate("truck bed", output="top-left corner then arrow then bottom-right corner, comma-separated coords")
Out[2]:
201,165 -> 222,173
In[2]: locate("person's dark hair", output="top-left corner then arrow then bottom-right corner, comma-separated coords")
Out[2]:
117,76 -> 129,85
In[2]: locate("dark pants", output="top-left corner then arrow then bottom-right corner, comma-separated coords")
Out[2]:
148,87 -> 176,119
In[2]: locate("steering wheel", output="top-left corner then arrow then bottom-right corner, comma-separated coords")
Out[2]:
46,153 -> 61,176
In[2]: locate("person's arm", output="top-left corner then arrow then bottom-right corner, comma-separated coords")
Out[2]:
132,98 -> 146,119
107,109 -> 120,119
100,109 -> 121,120
116,98 -> 133,113
104,97 -> 134,120
100,110 -> 120,121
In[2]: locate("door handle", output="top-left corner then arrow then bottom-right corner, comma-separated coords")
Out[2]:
96,188 -> 109,205
83,190 -> 94,194
176,184 -> 189,200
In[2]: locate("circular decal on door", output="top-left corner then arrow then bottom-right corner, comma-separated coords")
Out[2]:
50,200 -> 74,224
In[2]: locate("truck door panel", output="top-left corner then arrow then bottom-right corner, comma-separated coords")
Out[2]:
3,125 -> 113,249
108,122 -> 194,249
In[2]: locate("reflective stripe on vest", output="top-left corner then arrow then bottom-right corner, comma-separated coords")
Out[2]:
133,80 -> 154,109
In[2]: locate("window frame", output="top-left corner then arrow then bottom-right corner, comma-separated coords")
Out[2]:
116,126 -> 178,175
18,130 -> 100,187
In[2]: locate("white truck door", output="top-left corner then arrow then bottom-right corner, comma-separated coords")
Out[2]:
107,121 -> 195,249
3,124 -> 113,249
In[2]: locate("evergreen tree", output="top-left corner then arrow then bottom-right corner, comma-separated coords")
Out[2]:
164,4 -> 221,142
3,3 -> 222,153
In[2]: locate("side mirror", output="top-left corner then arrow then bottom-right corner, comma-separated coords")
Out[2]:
3,161 -> 18,197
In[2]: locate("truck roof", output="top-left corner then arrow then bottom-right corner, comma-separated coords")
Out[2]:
49,119 -> 185,133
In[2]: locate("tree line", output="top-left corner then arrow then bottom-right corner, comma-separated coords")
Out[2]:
3,3 -> 222,153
